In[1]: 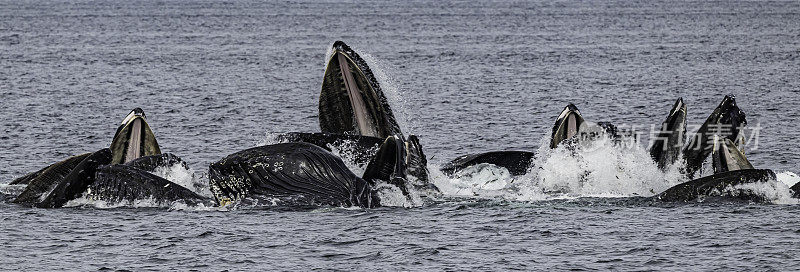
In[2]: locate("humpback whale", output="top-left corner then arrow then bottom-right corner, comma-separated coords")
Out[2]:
649,95 -> 757,175
440,103 -> 631,177
652,95 -> 792,202
657,134 -> 774,202
110,108 -> 161,164
319,41 -> 402,139
86,164 -> 208,206
10,109 -> 206,208
551,104 -> 586,149
270,41 -> 431,187
209,136 -> 415,208
655,169 -> 776,202
682,95 -> 747,178
711,135 -> 753,173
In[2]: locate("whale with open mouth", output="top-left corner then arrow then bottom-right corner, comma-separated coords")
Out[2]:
313,41 -> 430,186
652,95 -> 790,202
10,108 -> 208,208
207,41 -> 441,207
650,98 -> 687,170
232,41 -> 437,206
440,103 -> 633,178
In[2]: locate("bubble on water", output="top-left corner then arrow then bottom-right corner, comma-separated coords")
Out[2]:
64,196 -> 227,211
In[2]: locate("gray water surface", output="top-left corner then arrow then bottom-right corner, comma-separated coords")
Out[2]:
2,0 -> 800,270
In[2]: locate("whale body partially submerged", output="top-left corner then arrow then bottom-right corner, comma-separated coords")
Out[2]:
652,95 -> 788,203
440,103 -> 632,178
255,41 -> 434,206
440,151 -> 535,176
209,137 -> 415,208
87,164 -> 209,206
10,109 -> 205,208
656,169 -> 776,202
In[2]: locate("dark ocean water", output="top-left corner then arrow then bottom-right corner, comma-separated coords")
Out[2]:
1,0 -> 800,270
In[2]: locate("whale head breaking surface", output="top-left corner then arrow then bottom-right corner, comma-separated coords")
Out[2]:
110,108 -> 161,165
319,41 -> 402,139
551,103 -> 586,149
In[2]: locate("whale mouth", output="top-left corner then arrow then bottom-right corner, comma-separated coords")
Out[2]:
712,135 -> 754,174
550,104 -> 585,148
110,109 -> 161,164
333,48 -> 377,137
319,41 -> 402,139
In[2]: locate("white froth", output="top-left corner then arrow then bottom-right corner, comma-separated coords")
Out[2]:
150,163 -> 211,198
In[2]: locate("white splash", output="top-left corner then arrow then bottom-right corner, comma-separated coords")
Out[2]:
64,196 -> 227,211
776,171 -> 800,188
149,163 -> 211,198
326,140 -> 378,177
373,180 -> 423,208
719,179 -> 800,205
432,134 -> 686,202
524,136 -> 677,199
258,132 -> 288,146
0,183 -> 26,199
359,51 -> 414,135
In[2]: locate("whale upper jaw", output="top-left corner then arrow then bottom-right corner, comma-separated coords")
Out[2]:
110,108 -> 161,164
650,98 -> 687,170
319,41 -> 402,139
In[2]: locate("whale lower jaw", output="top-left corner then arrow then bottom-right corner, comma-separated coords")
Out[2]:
86,164 -> 211,207
440,151 -> 535,177
13,149 -> 111,207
